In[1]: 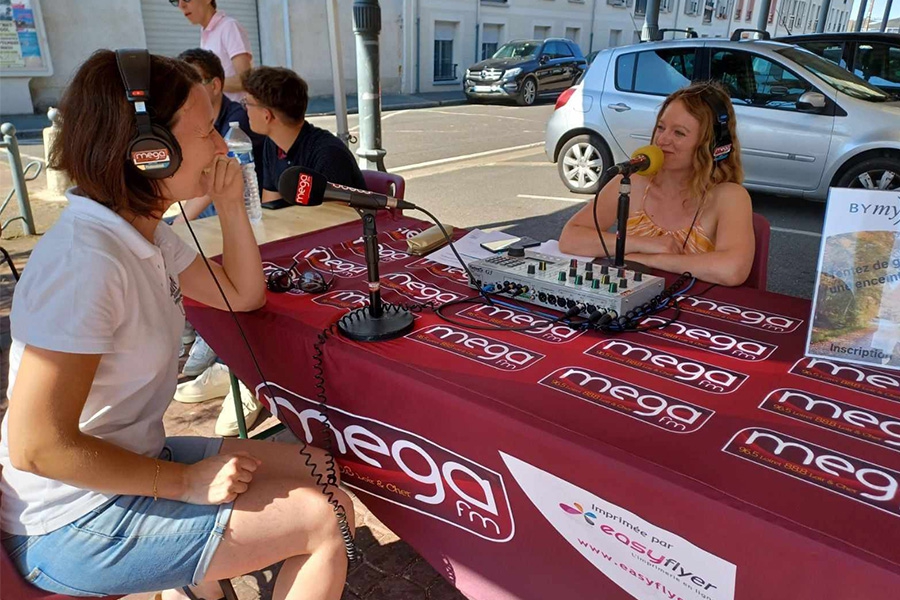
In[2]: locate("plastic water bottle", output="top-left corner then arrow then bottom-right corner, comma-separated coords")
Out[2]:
224,122 -> 262,223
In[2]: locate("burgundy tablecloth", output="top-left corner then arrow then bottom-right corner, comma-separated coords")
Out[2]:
187,216 -> 900,600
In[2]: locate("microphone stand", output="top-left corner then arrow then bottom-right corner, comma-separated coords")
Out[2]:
338,208 -> 414,341
614,174 -> 631,268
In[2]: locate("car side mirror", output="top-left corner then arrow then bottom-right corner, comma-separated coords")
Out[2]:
539,55 -> 549,64
797,91 -> 826,110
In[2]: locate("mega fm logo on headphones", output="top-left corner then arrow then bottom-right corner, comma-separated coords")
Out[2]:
132,148 -> 171,171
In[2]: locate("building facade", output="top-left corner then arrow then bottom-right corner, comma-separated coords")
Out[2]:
14,0 -> 855,112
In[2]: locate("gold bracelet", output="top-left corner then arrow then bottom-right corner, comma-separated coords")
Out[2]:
152,459 -> 160,502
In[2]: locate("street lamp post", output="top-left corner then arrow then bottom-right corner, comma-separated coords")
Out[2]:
353,0 -> 387,171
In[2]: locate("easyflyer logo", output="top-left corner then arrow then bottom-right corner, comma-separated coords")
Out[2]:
723,428 -> 900,519
299,247 -> 367,278
294,172 -> 313,205
312,289 -> 370,310
638,316 -> 777,362
789,357 -> 900,404
760,389 -> 900,454
539,367 -> 714,433
501,453 -> 736,600
407,325 -> 544,372
457,304 -> 586,345
585,339 -> 747,395
408,257 -> 469,284
381,271 -> 463,304
255,382 -> 515,542
673,296 -> 802,334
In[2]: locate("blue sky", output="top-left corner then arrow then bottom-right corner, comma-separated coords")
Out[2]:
848,0 -> 900,24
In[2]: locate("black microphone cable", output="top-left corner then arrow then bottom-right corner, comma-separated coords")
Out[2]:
176,204 -> 360,564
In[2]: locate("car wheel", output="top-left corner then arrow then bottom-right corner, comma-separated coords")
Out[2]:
557,134 -> 612,195
517,78 -> 537,106
836,156 -> 900,191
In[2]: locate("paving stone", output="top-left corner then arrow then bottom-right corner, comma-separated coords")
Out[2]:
346,562 -> 387,597
426,575 -> 470,600
359,540 -> 421,577
363,576 -> 428,600
401,556 -> 444,587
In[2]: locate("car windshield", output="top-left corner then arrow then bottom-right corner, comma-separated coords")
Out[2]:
776,46 -> 893,101
493,42 -> 541,59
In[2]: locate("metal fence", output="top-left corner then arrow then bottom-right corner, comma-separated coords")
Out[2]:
1,123 -> 40,236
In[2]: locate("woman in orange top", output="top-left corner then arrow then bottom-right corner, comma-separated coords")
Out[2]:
559,82 -> 755,287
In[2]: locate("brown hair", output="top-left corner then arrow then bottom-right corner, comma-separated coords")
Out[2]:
241,67 -> 308,124
651,81 -> 744,205
49,50 -> 199,218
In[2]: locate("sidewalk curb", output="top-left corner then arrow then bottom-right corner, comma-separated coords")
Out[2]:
307,98 -> 468,118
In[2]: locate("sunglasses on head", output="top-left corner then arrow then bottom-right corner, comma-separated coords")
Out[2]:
266,260 -> 334,294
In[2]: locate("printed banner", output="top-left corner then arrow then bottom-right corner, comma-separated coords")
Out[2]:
723,428 -> 900,519
501,453 -> 736,600
256,382 -> 516,542
407,325 -> 544,372
807,188 -> 900,370
789,357 -> 900,404
673,296 -> 802,333
637,316 -> 777,362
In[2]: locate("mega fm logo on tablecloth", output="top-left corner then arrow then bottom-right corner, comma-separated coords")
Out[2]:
759,389 -> 900,453
673,296 -> 803,334
539,366 -> 714,433
312,289 -> 370,310
585,339 -> 748,395
381,272 -> 464,304
456,304 -> 586,345
407,325 -> 545,372
789,357 -> 900,404
298,246 -> 367,278
500,453 -> 736,600
256,382 -> 515,542
407,257 -> 469,284
723,428 -> 900,519
638,317 -> 777,362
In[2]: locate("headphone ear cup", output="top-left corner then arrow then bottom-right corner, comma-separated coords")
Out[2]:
127,125 -> 182,179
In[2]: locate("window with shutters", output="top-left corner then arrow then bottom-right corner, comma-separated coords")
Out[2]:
482,24 -> 502,60
434,21 -> 458,82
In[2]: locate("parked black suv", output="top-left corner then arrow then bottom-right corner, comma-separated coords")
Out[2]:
774,32 -> 900,96
464,39 -> 586,106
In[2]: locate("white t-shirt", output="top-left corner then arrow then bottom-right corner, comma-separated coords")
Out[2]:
0,190 -> 198,535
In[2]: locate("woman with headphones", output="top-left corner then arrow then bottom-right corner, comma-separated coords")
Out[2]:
559,81 -> 755,287
0,50 -> 353,600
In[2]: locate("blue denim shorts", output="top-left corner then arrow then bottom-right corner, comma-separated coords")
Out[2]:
1,436 -> 233,597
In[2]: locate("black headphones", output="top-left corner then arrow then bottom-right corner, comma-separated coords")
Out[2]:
115,49 -> 182,179
699,87 -> 733,163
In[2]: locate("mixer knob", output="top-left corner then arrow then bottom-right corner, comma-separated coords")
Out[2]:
539,261 -> 547,271
591,279 -> 600,289
527,265 -> 536,275
569,268 -> 577,278
616,268 -> 625,278
600,265 -> 609,275
609,282 -> 618,293
633,271 -> 643,282
585,271 -> 593,281
575,275 -> 583,286
619,278 -> 628,289
601,274 -> 610,285
557,272 -> 567,282
585,262 -> 593,272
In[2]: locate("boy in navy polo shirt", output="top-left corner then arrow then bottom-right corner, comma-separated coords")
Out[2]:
240,67 -> 367,203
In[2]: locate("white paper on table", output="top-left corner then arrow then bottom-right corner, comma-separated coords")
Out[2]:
535,240 -> 594,263
425,229 -> 517,268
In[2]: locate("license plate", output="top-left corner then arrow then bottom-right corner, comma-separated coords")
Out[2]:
472,86 -> 493,93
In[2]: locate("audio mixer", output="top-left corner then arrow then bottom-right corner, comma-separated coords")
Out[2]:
467,250 -> 665,316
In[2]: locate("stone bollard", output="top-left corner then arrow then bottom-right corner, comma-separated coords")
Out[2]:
43,107 -> 71,197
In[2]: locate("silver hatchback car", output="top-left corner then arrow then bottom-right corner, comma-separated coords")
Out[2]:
546,37 -> 900,199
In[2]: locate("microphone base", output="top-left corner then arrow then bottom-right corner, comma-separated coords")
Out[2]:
338,303 -> 415,342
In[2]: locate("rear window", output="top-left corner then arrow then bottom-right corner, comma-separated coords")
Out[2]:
615,48 -> 695,95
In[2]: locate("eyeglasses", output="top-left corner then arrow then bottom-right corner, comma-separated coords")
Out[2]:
239,98 -> 264,110
168,0 -> 190,7
266,260 -> 334,294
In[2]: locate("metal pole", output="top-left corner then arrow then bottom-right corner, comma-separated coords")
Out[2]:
854,0 -> 867,30
726,0 -> 735,36
880,0 -> 893,31
353,0 -> 386,171
326,0 -> 351,147
642,0 -> 662,41
756,0 -> 773,32
589,0 -> 598,52
816,0 -> 832,31
1,123 -> 36,236
282,0 -> 293,69
474,0 -> 480,60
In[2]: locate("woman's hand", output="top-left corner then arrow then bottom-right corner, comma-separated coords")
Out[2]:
632,234 -> 684,255
202,155 -> 244,213
181,451 -> 262,504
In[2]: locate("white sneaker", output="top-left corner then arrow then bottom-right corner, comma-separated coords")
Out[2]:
215,382 -> 263,437
181,322 -> 196,345
174,364 -> 232,404
183,336 -> 218,377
